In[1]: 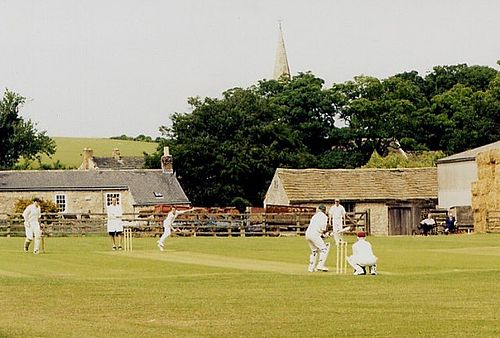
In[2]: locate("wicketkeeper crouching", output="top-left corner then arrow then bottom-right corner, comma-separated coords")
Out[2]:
346,231 -> 378,275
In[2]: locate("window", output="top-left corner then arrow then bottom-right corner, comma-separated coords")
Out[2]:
106,193 -> 121,206
55,194 -> 67,212
153,192 -> 164,198
344,202 -> 355,213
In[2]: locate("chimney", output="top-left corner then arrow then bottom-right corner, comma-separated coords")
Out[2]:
161,146 -> 173,174
112,148 -> 121,160
79,148 -> 95,170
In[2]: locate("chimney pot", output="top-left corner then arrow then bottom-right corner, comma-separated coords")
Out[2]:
112,148 -> 121,160
161,147 -> 173,174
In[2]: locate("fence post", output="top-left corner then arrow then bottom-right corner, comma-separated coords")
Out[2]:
241,214 -> 246,237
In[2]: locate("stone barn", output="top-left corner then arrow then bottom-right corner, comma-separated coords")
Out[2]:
264,168 -> 437,236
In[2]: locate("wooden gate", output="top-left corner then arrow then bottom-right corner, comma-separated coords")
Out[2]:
388,207 -> 413,235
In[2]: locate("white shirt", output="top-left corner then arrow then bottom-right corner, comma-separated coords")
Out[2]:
163,211 -> 179,229
352,238 -> 377,262
22,203 -> 41,226
328,204 -> 346,220
107,204 -> 123,220
306,211 -> 328,236
421,218 -> 436,226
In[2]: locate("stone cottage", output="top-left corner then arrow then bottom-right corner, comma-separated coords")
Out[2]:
264,167 -> 437,236
0,147 -> 189,215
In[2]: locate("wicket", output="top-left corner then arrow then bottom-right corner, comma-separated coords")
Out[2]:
123,227 -> 133,251
336,241 -> 347,274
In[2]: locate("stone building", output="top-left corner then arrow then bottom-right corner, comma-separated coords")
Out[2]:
264,167 -> 437,236
0,147 -> 189,215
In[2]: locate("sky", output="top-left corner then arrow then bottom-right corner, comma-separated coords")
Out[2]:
0,0 -> 499,138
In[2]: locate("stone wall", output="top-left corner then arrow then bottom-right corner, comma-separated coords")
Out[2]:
264,176 -> 289,207
356,203 -> 388,236
471,148 -> 500,232
0,190 -> 134,215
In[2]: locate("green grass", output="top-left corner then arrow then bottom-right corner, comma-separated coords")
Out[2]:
1,234 -> 499,337
24,137 -> 158,168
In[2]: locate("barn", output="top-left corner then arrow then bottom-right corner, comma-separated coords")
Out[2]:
264,167 -> 437,236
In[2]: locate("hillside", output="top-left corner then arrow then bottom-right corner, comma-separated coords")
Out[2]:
27,137 -> 158,169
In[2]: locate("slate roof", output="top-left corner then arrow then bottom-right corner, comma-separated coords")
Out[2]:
436,140 -> 500,164
0,170 -> 189,206
274,167 -> 437,203
93,156 -> 145,169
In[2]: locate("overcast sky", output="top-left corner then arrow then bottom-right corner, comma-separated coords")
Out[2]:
1,0 -> 499,138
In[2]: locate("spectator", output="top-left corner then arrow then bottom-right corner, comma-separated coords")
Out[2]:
419,213 -> 436,236
444,212 -> 457,234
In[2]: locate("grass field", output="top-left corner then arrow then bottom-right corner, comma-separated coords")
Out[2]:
25,137 -> 158,168
1,234 -> 499,337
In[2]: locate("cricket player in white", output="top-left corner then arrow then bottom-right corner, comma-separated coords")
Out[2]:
106,198 -> 124,250
328,199 -> 348,245
157,206 -> 196,251
346,231 -> 378,275
305,204 -> 330,272
22,198 -> 42,254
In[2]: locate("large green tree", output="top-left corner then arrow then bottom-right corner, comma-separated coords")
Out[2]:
0,89 -> 55,169
333,65 -> 499,154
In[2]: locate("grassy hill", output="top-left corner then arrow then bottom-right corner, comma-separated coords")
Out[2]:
26,137 -> 159,169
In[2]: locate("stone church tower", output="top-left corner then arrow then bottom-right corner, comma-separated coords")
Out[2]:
273,23 -> 290,80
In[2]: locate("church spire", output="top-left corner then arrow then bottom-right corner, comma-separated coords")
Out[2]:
273,22 -> 290,80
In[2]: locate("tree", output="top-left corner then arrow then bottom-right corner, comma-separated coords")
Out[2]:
147,65 -> 499,205
0,89 -> 55,169
149,73 -> 342,206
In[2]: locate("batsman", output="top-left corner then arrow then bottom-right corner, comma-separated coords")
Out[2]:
22,197 -> 42,254
305,204 -> 330,272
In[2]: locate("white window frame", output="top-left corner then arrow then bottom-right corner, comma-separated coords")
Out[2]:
105,193 -> 121,206
55,194 -> 67,213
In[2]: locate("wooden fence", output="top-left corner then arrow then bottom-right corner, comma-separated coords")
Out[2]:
0,211 -> 370,238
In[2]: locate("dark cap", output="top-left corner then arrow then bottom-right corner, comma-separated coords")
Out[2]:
318,204 -> 326,211
357,231 -> 366,238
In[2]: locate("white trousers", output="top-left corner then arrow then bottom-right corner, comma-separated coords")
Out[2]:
25,222 -> 41,252
347,254 -> 377,269
305,234 -> 330,271
158,227 -> 172,245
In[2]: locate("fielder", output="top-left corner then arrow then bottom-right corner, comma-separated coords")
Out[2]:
106,197 -> 124,250
328,199 -> 350,245
305,204 -> 330,272
157,206 -> 196,251
346,231 -> 378,275
22,197 -> 42,254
